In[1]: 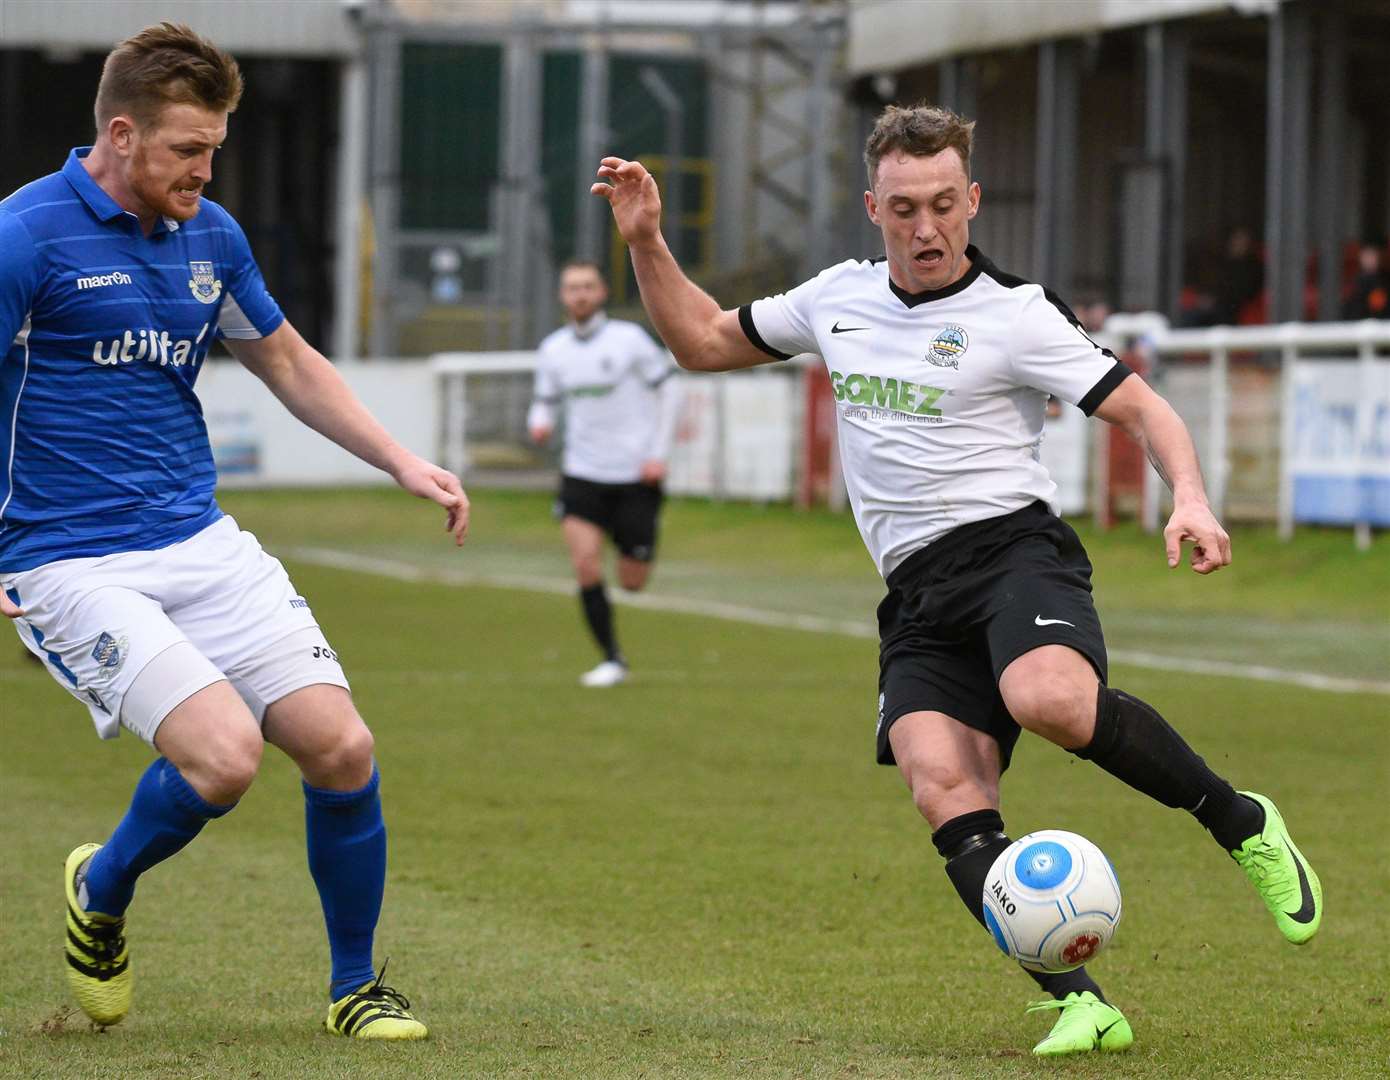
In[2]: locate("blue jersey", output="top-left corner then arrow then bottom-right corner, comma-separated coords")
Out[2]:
0,148 -> 284,572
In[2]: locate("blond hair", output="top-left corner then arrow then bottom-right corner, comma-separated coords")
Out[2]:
94,22 -> 243,131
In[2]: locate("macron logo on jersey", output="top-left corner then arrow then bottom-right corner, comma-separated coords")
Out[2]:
75,271 -> 134,291
92,322 -> 211,368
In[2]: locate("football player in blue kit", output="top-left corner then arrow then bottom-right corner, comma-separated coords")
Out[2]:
0,23 -> 466,1038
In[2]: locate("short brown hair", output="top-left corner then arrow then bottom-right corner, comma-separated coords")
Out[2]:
560,259 -> 604,277
864,103 -> 975,189
94,22 -> 243,131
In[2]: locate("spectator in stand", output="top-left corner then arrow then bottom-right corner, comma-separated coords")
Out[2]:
1075,297 -> 1112,335
1211,226 -> 1264,325
1342,238 -> 1389,320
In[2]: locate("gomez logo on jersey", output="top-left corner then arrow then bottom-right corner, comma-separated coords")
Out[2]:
927,324 -> 969,368
830,369 -> 945,419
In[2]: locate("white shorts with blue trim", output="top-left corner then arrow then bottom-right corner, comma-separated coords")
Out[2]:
2,515 -> 349,744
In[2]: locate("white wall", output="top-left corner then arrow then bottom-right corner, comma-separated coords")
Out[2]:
0,0 -> 359,56
198,359 -> 438,487
846,0 -> 1265,75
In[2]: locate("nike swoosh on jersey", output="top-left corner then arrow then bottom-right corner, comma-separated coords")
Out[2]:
1034,615 -> 1076,627
830,321 -> 870,334
1286,841 -> 1318,923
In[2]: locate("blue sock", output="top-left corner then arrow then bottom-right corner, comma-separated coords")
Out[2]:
304,766 -> 385,1000
84,757 -> 234,917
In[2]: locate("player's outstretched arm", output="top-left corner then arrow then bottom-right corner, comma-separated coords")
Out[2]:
592,157 -> 769,373
1093,375 -> 1231,574
227,323 -> 469,545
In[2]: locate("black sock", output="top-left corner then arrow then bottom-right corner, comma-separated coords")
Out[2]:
933,810 -> 1105,1002
1077,686 -> 1264,851
579,583 -> 622,663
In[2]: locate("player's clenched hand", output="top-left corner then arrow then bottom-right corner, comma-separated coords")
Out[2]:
1163,499 -> 1231,574
0,590 -> 22,619
592,157 -> 662,247
393,457 -> 470,546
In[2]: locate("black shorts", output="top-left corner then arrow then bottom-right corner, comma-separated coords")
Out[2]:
557,474 -> 664,562
875,501 -> 1108,771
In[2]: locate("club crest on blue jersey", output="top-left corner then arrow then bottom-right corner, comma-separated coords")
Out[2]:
188,261 -> 223,304
927,324 -> 969,368
91,631 -> 129,680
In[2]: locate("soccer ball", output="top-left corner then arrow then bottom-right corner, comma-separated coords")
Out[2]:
981,830 -> 1122,973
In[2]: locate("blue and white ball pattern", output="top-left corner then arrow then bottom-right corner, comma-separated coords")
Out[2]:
981,830 -> 1122,973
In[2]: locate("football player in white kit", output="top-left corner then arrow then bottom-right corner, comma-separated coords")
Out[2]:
528,260 -> 680,687
0,24 -> 465,1038
592,104 -> 1322,1055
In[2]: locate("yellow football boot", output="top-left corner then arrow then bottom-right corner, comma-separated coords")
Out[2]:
325,963 -> 428,1040
64,843 -> 132,1026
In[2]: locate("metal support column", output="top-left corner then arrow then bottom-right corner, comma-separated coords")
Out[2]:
1316,9 -> 1347,321
366,20 -> 401,357
638,66 -> 685,265
1034,40 -> 1080,292
1144,23 -> 1187,319
804,16 -> 840,278
574,34 -> 610,263
332,53 -> 367,360
1266,4 -> 1312,325
500,30 -> 543,347
938,56 -> 977,121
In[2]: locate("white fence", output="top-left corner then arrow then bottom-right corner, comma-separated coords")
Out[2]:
429,350 -> 1091,509
430,350 -> 801,501
199,324 -> 1389,548
1100,318 -> 1390,547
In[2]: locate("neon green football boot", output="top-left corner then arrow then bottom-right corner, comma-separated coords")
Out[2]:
325,963 -> 428,1040
1230,791 -> 1322,945
64,843 -> 132,1027
1028,991 -> 1133,1056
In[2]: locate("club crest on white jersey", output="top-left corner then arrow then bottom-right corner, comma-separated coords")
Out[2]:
927,324 -> 969,367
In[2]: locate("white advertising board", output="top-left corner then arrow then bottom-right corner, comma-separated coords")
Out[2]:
1288,358 -> 1390,526
666,371 -> 795,500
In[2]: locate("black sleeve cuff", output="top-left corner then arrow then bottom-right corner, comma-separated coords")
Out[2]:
1078,362 -> 1134,416
738,304 -> 794,361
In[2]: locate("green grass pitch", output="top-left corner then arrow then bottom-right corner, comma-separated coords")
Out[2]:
1,489 -> 1386,1078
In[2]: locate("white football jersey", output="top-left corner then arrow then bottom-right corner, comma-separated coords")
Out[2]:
530,313 -> 680,484
741,247 -> 1130,578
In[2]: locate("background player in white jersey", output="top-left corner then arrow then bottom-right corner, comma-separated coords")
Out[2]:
527,259 -> 680,687
0,24 -> 466,1038
592,104 -> 1322,1056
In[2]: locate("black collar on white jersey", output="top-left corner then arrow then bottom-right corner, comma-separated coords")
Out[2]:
887,244 -> 989,308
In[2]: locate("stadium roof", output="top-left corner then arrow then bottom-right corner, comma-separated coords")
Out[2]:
0,0 -> 360,57
847,0 -> 1287,75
